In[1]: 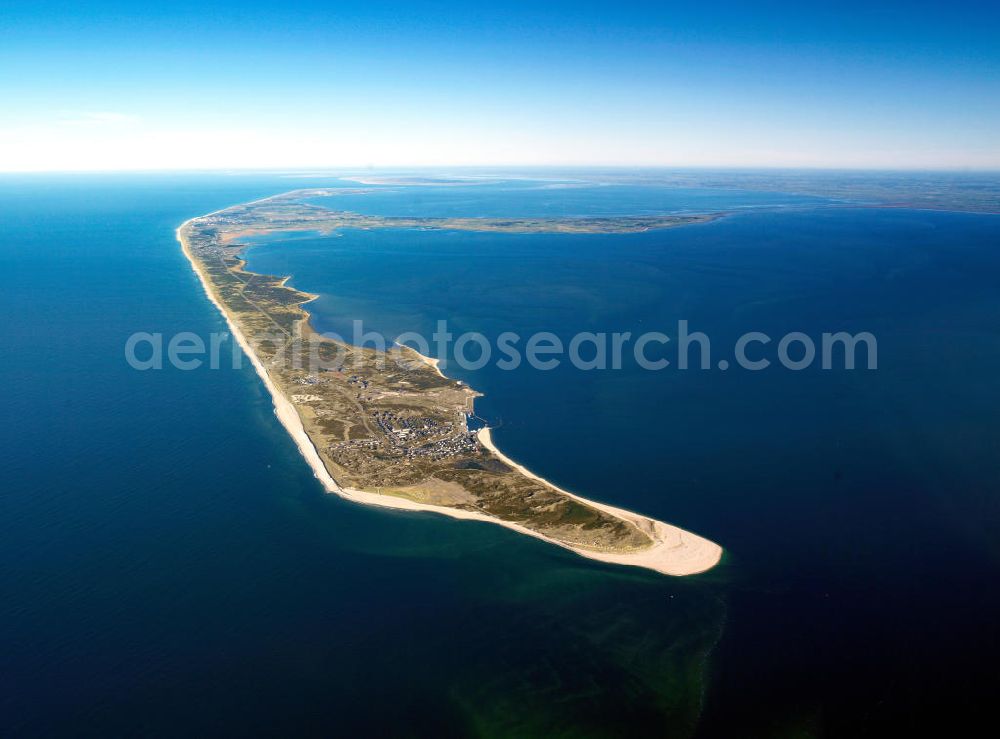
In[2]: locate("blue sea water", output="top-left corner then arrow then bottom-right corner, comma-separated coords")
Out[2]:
2,173 -> 999,736
305,178 -> 831,217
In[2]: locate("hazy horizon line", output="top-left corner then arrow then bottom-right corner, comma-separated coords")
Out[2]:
2,164 -> 999,175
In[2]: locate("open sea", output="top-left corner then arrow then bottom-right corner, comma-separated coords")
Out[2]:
2,172 -> 999,737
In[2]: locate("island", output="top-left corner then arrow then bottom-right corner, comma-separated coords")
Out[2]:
177,190 -> 723,576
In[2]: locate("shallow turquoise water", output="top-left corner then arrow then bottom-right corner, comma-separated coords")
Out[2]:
3,173 -> 1000,736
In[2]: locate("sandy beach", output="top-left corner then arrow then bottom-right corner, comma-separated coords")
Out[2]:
394,341 -> 448,379
178,219 -> 722,577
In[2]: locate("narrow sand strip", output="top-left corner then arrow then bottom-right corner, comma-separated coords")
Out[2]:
476,428 -> 722,575
178,220 -> 722,576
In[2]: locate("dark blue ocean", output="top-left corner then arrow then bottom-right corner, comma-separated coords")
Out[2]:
2,173 -> 999,737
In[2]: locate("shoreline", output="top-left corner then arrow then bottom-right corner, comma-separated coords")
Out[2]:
476,428 -> 723,575
177,215 -> 722,577
394,341 -> 447,379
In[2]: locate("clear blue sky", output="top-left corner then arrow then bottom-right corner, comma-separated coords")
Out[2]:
1,0 -> 998,170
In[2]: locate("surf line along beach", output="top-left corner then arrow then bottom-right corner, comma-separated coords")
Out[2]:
176,201 -> 722,576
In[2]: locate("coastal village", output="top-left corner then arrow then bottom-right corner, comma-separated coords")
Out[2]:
289,370 -> 480,466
